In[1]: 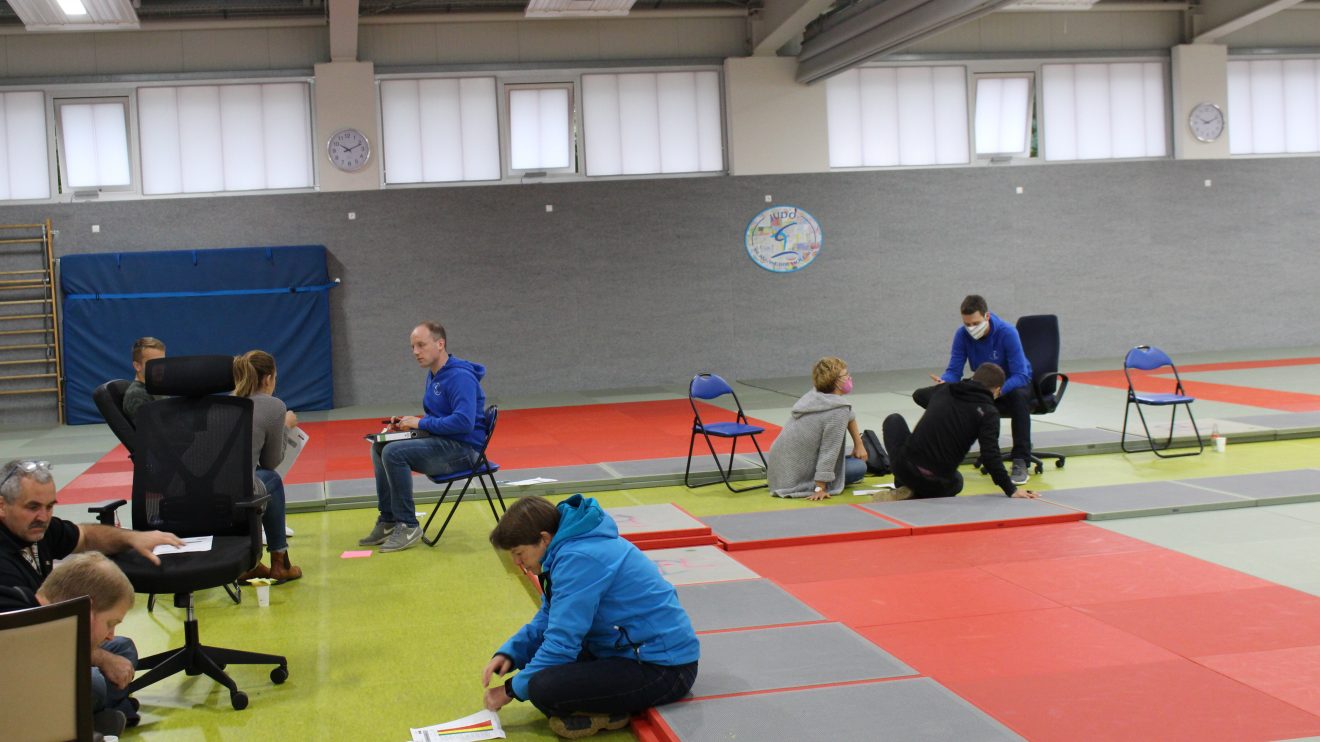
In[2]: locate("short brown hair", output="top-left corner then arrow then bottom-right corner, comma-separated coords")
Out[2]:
960,295 -> 988,316
132,337 -> 166,364
37,552 -> 134,613
489,496 -> 560,550
971,362 -> 1005,390
233,350 -> 276,398
812,357 -> 848,393
418,321 -> 447,343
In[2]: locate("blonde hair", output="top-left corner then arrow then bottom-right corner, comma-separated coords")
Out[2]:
812,357 -> 848,393
233,350 -> 276,398
132,336 -> 165,364
37,552 -> 134,613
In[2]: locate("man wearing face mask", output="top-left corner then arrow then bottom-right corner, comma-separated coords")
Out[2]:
922,294 -> 1034,486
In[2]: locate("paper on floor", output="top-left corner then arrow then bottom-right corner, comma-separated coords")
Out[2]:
410,709 -> 505,742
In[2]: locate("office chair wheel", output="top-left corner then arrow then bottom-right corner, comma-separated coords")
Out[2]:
271,666 -> 288,684
1034,462 -> 1044,475
230,690 -> 248,710
1056,457 -> 1066,469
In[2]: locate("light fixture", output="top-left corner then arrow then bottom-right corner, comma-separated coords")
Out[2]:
525,0 -> 636,18
7,0 -> 139,32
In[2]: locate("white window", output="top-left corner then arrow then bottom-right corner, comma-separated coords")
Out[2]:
581,71 -> 723,177
507,85 -> 574,172
1227,59 -> 1320,155
974,75 -> 1033,158
56,98 -> 131,191
1041,62 -> 1166,162
379,77 -> 501,184
137,82 -> 313,195
0,91 -> 50,200
826,66 -> 969,168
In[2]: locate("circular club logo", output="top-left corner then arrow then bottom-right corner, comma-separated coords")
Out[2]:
744,206 -> 822,273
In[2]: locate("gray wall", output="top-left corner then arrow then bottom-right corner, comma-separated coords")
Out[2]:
6,155 -> 1317,424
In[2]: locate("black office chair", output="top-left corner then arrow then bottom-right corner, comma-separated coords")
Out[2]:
110,355 -> 288,711
0,596 -> 93,742
421,404 -> 507,547
1016,314 -> 1070,473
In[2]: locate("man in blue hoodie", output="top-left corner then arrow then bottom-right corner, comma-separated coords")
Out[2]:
482,495 -> 699,739
358,321 -> 488,553
926,294 -> 1034,486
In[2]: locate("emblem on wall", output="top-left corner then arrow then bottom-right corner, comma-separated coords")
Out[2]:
744,205 -> 822,273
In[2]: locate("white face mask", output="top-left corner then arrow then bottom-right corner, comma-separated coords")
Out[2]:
965,320 -> 989,340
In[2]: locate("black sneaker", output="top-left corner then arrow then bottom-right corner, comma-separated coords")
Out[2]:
93,709 -> 127,736
1010,459 -> 1030,486
547,712 -> 631,739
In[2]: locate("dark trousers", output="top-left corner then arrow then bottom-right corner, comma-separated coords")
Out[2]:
882,413 -> 963,499
525,654 -> 698,717
995,386 -> 1033,462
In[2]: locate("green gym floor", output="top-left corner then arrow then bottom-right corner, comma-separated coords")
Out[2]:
8,348 -> 1320,740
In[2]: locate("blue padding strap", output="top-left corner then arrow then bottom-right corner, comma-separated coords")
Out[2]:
66,282 -> 338,301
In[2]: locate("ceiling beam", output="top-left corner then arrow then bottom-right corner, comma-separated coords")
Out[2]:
1194,0 -> 1306,43
328,0 -> 360,62
751,0 -> 836,56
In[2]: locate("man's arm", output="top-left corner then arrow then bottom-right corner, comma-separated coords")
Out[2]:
91,646 -> 134,688
418,374 -> 479,437
940,330 -> 968,384
76,524 -> 183,566
1000,328 -> 1033,395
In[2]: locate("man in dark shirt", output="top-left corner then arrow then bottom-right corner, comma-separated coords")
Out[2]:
122,336 -> 166,423
0,459 -> 181,729
881,363 -> 1039,501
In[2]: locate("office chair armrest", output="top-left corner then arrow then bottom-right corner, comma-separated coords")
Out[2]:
1038,372 -> 1070,407
235,495 -> 272,565
87,500 -> 128,526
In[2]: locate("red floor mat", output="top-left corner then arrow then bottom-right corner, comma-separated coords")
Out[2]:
1069,358 -> 1320,412
1195,645 -> 1320,718
56,399 -> 781,501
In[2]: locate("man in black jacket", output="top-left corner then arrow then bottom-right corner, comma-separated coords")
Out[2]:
881,363 -> 1039,500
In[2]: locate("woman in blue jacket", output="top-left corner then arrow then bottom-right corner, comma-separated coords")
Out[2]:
481,495 -> 700,739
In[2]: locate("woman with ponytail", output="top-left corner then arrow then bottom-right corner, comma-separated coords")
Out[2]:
233,350 -> 302,583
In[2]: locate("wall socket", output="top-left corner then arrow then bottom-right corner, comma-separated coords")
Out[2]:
91,225 -> 100,233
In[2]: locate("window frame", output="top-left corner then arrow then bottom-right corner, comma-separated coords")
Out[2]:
503,81 -> 578,177
972,72 -> 1036,160
53,95 -> 136,197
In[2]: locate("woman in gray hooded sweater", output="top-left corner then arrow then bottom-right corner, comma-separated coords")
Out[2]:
767,357 -> 868,500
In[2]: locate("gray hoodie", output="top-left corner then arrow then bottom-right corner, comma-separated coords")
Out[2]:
767,390 -> 855,498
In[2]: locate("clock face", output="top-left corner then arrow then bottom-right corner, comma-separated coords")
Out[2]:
1189,103 -> 1224,143
327,128 -> 371,172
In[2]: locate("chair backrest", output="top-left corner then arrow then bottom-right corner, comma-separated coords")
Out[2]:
477,405 -> 499,457
133,356 -> 254,539
1016,315 -> 1061,397
690,373 -> 735,401
93,379 -> 136,454
1124,345 -> 1175,372
0,596 -> 93,742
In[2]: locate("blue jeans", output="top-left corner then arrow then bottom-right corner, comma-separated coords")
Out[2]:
91,636 -> 137,716
372,436 -> 478,528
845,456 -> 866,485
255,468 -> 288,553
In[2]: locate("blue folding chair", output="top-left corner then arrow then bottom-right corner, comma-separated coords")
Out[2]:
421,405 -> 508,546
683,373 -> 768,492
1121,345 -> 1204,458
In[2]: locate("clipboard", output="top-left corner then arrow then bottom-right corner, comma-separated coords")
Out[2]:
364,429 -> 431,443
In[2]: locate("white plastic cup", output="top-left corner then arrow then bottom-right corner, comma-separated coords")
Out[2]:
256,584 -> 270,607
1215,436 -> 1227,453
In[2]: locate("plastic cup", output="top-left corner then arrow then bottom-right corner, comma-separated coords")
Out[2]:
1215,436 -> 1227,453
256,584 -> 270,607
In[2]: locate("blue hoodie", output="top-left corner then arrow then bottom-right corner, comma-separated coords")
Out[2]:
939,312 -> 1032,396
419,355 -> 488,450
498,495 -> 700,700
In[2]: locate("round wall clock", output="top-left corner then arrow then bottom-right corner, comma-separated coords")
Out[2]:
1188,102 -> 1225,143
327,128 -> 371,172
745,206 -> 823,273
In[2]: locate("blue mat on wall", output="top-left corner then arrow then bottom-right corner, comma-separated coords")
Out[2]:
61,245 -> 337,425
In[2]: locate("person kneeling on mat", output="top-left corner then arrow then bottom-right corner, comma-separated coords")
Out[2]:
881,362 -> 1039,502
481,495 -> 699,739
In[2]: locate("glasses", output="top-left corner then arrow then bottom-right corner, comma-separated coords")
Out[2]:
0,460 -> 51,490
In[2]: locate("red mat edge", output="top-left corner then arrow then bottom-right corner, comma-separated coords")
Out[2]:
904,512 -> 1087,535
633,535 -> 720,550
622,526 -> 712,543
638,708 -> 680,742
716,526 -> 913,552
682,674 -> 924,703
848,502 -> 912,528
695,618 -> 833,636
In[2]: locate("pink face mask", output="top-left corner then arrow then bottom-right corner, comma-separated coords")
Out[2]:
839,377 -> 854,394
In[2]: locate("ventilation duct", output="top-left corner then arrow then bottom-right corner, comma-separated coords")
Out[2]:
797,0 -> 1019,84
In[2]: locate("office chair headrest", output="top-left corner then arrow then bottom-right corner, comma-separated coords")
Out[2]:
144,355 -> 236,397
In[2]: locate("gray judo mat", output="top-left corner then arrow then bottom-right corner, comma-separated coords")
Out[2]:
657,677 -> 1024,741
702,506 -> 903,545
1226,411 -> 1320,433
859,495 -> 1079,528
1041,480 -> 1254,520
688,622 -> 916,698
1179,469 -> 1320,505
675,579 -> 822,632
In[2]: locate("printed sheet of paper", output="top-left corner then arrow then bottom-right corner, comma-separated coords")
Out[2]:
276,426 -> 310,477
410,709 -> 505,742
503,477 -> 557,486
153,536 -> 213,556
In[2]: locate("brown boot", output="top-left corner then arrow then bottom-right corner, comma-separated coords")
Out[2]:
239,561 -> 270,584
270,550 -> 302,584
